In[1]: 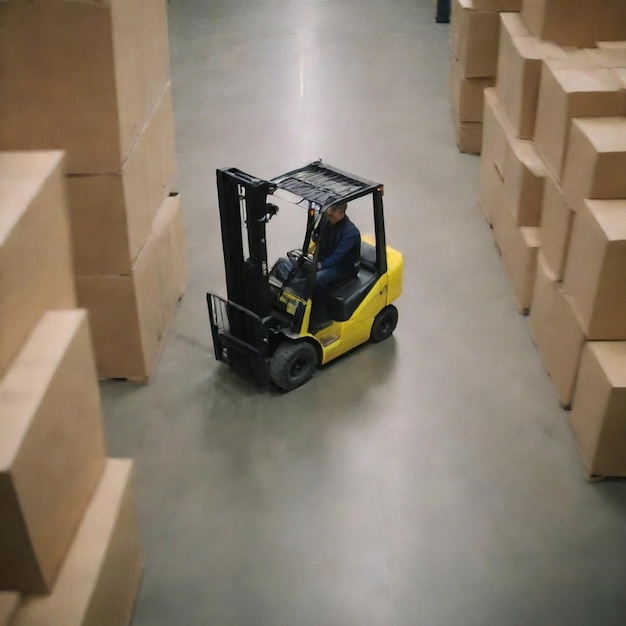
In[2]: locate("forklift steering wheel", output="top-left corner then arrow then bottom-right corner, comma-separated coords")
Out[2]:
288,249 -> 313,268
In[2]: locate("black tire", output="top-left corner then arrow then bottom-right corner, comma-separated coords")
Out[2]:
270,341 -> 318,391
370,305 -> 398,343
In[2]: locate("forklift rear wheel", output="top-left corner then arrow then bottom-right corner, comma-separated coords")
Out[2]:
370,305 -> 398,343
270,341 -> 318,391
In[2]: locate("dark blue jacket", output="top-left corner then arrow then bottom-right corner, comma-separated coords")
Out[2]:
317,215 -> 361,276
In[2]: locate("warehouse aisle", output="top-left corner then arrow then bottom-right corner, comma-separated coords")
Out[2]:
101,1 -> 626,624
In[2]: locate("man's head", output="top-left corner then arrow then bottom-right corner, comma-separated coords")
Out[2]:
327,201 -> 347,225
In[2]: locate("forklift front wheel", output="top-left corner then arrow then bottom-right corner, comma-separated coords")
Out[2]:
370,305 -> 398,343
270,341 -> 318,391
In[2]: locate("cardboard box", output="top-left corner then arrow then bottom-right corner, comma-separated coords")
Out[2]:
562,199 -> 626,340
479,91 -> 506,223
492,199 -> 540,312
479,154 -> 505,224
542,48 -> 599,71
521,0 -> 626,48
0,310 -> 107,593
502,134 -> 546,226
481,88 -> 511,178
0,151 -> 76,380
597,41 -> 626,50
482,86 -> 545,225
156,194 -> 187,325
562,117 -> 626,214
613,68 -> 626,89
499,11 -> 531,38
0,593 -> 18,626
451,111 -> 483,154
534,66 -> 625,180
450,0 -> 501,78
595,1 -> 626,44
569,341 -> 626,478
140,0 -> 172,123
495,17 -> 567,139
0,0 -> 171,174
13,458 -> 143,626
539,172 -> 574,281
529,255 -> 586,407
449,54 -> 495,122
586,47 -> 626,69
76,194 -> 186,381
67,84 -> 176,275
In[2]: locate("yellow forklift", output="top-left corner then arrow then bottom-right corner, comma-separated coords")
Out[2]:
207,160 -> 403,390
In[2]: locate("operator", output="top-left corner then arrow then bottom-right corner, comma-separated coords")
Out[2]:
311,201 -> 361,322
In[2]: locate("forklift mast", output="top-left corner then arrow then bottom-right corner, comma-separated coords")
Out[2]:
215,167 -> 276,318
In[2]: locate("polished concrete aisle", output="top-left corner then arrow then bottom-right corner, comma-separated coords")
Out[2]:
101,1 -> 626,624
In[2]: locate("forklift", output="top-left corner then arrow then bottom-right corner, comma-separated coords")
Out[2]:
206,160 -> 403,391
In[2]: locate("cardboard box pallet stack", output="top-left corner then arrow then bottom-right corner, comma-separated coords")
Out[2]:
0,152 -> 142,625
466,0 -> 626,479
0,0 -> 187,383
449,0 -> 523,154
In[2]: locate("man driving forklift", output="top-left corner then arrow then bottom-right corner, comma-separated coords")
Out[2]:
311,201 -> 361,327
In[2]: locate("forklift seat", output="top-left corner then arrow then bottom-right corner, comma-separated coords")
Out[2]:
326,241 -> 379,321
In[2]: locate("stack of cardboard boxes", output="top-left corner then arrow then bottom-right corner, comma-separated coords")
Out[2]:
449,0 -> 523,153
0,0 -> 186,382
466,0 -> 626,478
0,152 -> 142,625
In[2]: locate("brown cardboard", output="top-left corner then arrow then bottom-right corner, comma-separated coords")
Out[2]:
450,0 -> 501,78
492,199 -> 540,312
586,48 -> 626,69
140,0 -> 172,122
529,255 -> 586,407
13,459 -> 143,626
521,0 -> 626,48
495,19 -> 567,138
499,11 -> 531,39
562,199 -> 626,340
67,84 -> 176,275
0,593 -> 18,626
156,194 -> 188,325
539,172 -> 574,281
613,68 -> 626,89
597,41 -> 626,50
451,111 -> 483,154
502,134 -> 546,226
0,310 -> 107,593
482,86 -> 546,225
449,54 -> 495,122
481,88 -> 511,178
0,0 -> 171,174
76,194 -> 186,381
595,1 -> 626,44
543,48 -> 599,71
534,67 -> 625,180
0,151 -> 76,380
562,117 -> 626,214
479,92 -> 506,223
570,341 -> 626,478
479,155 -> 505,224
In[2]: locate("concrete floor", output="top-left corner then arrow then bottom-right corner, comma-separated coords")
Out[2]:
101,1 -> 626,624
